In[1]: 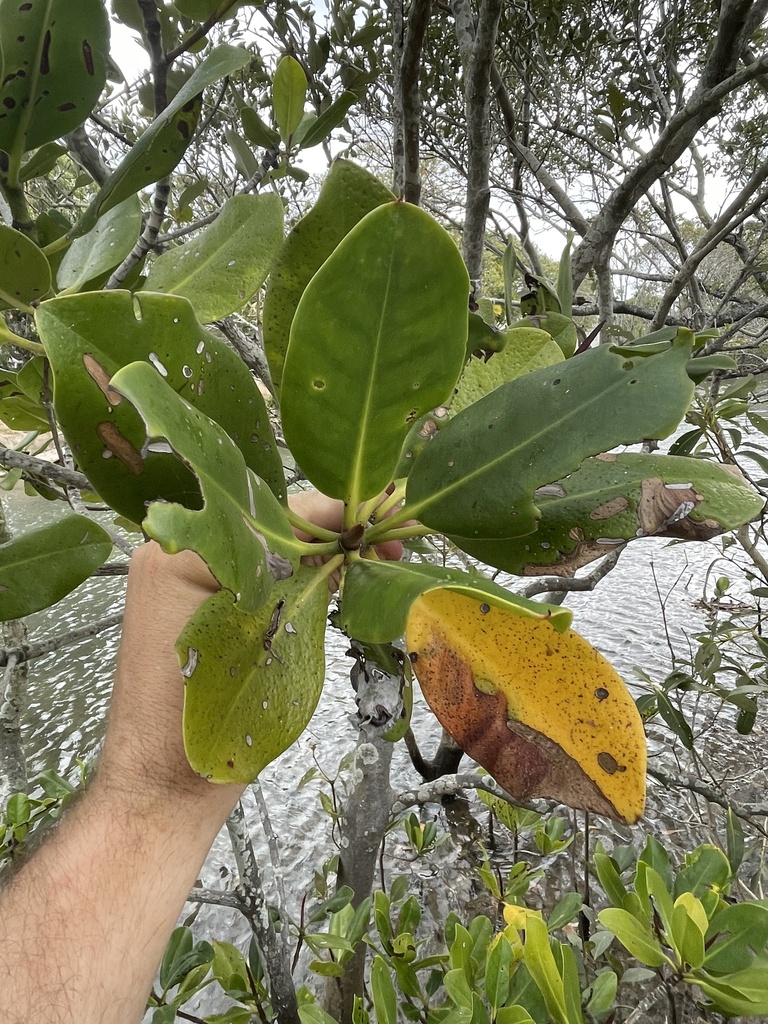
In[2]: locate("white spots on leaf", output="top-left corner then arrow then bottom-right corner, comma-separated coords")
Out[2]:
148,352 -> 168,377
665,482 -> 693,491
182,365 -> 193,378
173,317 -> 180,324
262,700 -> 269,710
196,340 -> 205,355
284,622 -> 297,634
227,259 -> 236,267
180,647 -> 199,678
197,379 -> 205,396
245,734 -> 253,747
102,449 -> 113,459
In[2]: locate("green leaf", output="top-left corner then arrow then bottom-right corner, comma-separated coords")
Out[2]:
670,892 -> 707,969
240,105 -> 281,149
338,559 -> 571,643
486,934 -> 513,1011
693,965 -> 768,1016
454,452 -> 763,576
210,940 -> 248,990
405,334 -> 695,540
547,893 -> 583,931
0,0 -> 110,162
144,194 -> 284,323
38,289 -> 284,524
585,971 -> 617,1018
510,313 -> 576,359
224,125 -> 259,179
272,55 -> 307,142
111,360 -> 300,609
179,564 -> 329,783
725,807 -> 745,875
597,909 -> 670,967
502,239 -> 517,325
0,225 -> 51,309
444,967 -> 474,1009
57,196 -> 142,292
452,328 -> 563,414
299,1005 -> 342,1024
5,792 -> 31,825
556,235 -> 574,317
282,202 -> 469,506
19,142 -> 67,183
673,845 -> 730,900
263,160 -> 395,391
496,1009 -> 535,1024
75,46 -> 250,236
522,916 -> 568,1024
297,91 -> 356,149
593,852 -> 628,909
686,353 -> 738,383
0,515 -> 112,620
370,956 -> 397,1024
704,902 -> 768,972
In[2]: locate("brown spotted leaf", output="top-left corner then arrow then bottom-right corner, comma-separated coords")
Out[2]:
406,589 -> 646,823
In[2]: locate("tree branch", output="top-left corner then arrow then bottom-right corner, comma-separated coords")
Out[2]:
392,771 -> 547,816
0,447 -> 90,491
451,0 -> 503,290
0,611 -> 123,668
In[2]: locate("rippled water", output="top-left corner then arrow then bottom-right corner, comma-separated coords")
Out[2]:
5,487 -> 767,1017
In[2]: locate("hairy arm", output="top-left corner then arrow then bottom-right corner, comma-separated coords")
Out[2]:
0,542 -> 245,1023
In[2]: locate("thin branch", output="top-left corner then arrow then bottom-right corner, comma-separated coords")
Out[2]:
523,547 -> 624,598
0,447 -> 90,490
392,771 -> 548,816
0,611 -> 124,667
648,764 -> 768,827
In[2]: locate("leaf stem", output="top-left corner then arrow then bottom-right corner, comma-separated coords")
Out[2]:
0,321 -> 43,353
365,523 -> 432,545
365,504 -> 419,543
371,480 -> 407,520
295,539 -> 342,558
285,507 -> 340,543
41,234 -> 70,257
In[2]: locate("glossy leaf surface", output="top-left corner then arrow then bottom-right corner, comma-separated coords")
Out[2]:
179,567 -> 329,783
453,327 -> 563,414
272,55 -> 307,141
57,196 -> 142,291
0,515 -> 112,619
39,290 -> 283,525
405,589 -> 646,823
0,225 -> 51,307
263,160 -> 394,390
112,360 -> 301,611
456,453 -> 764,576
281,202 -> 469,504
406,334 -> 695,540
512,313 -> 577,358
75,46 -> 249,236
144,194 -> 284,323
339,559 -> 571,643
0,0 -> 110,158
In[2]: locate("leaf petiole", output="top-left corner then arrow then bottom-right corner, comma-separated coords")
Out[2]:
285,506 -> 340,543
365,523 -> 432,546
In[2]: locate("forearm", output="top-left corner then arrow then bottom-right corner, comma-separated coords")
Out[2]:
0,773 -> 242,1023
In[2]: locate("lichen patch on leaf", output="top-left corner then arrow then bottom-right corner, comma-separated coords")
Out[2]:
405,589 -> 646,824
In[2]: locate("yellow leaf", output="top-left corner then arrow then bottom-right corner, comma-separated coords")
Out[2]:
405,590 -> 646,823
503,904 -> 542,930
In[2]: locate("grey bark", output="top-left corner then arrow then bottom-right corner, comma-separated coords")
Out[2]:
324,734 -> 394,1024
391,0 -> 431,204
225,801 -> 300,1024
451,0 -> 503,291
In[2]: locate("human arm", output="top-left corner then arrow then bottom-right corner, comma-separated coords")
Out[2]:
0,542 -> 242,1024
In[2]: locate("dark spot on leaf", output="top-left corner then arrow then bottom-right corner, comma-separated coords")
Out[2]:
17,35 -> 25,42
96,422 -> 144,474
595,687 -> 609,701
177,119 -> 190,139
622,360 -> 634,370
57,102 -> 76,112
82,39 -> 94,76
597,751 -> 625,774
2,98 -> 15,109
0,153 -> 7,173
312,379 -> 326,390
479,603 -> 490,614
182,98 -> 198,112
227,759 -> 235,768
408,651 -> 418,663
40,30 -> 51,74
552,378 -> 561,386
19,3 -> 33,10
